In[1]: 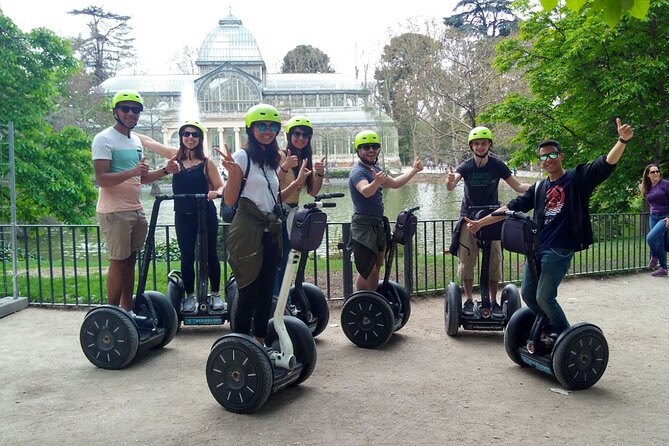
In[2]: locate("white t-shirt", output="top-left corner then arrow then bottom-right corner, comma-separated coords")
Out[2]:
233,149 -> 280,214
91,127 -> 143,213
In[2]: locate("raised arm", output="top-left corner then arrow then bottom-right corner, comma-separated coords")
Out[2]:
606,117 -> 634,165
504,175 -> 531,194
384,157 -> 423,189
137,133 -> 179,159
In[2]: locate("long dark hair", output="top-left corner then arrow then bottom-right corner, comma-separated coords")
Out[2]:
177,126 -> 205,161
286,126 -> 314,191
640,163 -> 659,197
244,128 -> 280,169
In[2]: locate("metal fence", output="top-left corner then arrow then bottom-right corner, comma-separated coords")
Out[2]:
0,213 -> 651,307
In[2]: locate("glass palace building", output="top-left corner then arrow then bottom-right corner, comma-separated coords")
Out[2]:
100,14 -> 400,167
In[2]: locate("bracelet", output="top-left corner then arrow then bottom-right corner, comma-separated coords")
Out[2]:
619,136 -> 630,144
280,165 -> 288,173
316,173 -> 324,178
162,167 -> 169,175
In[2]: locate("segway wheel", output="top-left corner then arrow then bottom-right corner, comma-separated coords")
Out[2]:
501,284 -> 521,321
552,325 -> 609,390
378,281 -> 411,331
79,306 -> 139,370
266,315 -> 317,386
144,291 -> 178,349
444,282 -> 462,336
206,335 -> 273,414
341,292 -> 394,349
289,283 -> 330,337
166,270 -> 185,327
504,307 -> 534,367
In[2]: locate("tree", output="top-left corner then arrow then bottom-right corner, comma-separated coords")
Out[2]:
68,6 -> 136,85
443,0 -> 519,37
0,14 -> 97,224
482,1 -> 669,211
48,70 -> 109,136
281,45 -> 335,73
173,44 -> 199,75
542,0 -> 651,26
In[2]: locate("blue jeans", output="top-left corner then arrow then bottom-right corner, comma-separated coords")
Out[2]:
521,248 -> 574,335
647,213 -> 668,269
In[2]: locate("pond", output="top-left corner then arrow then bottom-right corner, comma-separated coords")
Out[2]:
141,173 -> 539,225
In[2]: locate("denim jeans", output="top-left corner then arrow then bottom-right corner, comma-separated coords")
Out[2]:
647,213 -> 668,269
521,248 -> 574,335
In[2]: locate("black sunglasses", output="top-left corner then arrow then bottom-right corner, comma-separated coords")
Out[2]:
116,105 -> 142,114
538,151 -> 560,161
256,122 -> 281,133
292,130 -> 312,139
649,170 -> 660,174
359,144 -> 380,151
182,131 -> 201,138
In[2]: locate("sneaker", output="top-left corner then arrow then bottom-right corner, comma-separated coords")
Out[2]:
462,299 -> 475,316
651,267 -> 668,277
210,292 -> 226,311
182,294 -> 197,312
649,256 -> 659,269
491,301 -> 504,318
541,332 -> 558,350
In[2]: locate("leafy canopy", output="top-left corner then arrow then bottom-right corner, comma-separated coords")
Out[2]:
0,14 -> 96,223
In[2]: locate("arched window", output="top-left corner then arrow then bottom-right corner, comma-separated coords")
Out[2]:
199,72 -> 260,113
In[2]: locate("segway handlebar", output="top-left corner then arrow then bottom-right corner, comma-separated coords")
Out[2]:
313,192 -> 345,201
492,209 -> 531,221
403,205 -> 420,214
154,193 -> 223,200
304,202 -> 337,209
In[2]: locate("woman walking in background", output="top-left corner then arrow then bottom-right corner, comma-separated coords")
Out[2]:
640,164 -> 669,277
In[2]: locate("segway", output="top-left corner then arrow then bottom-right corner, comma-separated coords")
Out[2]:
225,194 -> 338,338
166,194 -> 227,329
206,193 -> 342,413
444,205 -> 521,336
341,206 -> 419,349
79,195 -> 178,369
500,210 -> 609,390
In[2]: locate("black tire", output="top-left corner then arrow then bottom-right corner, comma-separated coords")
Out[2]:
266,315 -> 317,386
378,281 -> 411,331
289,283 -> 330,337
552,324 -> 609,390
79,306 -> 139,370
504,307 -> 535,367
226,278 -> 240,332
206,335 -> 273,414
501,284 -> 521,322
166,270 -> 184,315
341,292 -> 394,349
444,282 -> 461,336
144,291 -> 178,349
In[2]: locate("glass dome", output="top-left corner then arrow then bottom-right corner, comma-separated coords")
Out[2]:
198,15 -> 263,63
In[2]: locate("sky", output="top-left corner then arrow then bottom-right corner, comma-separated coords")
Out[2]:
1,0 -> 460,79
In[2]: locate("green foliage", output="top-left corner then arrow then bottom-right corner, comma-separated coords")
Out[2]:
281,45 -> 334,73
0,14 -> 95,224
555,0 -> 652,26
443,0 -> 520,36
482,1 -> 669,212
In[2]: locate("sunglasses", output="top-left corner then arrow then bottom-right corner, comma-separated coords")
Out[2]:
538,151 -> 560,161
182,131 -> 201,138
256,122 -> 281,133
292,130 -> 312,139
116,105 -> 142,114
359,144 -> 380,151
649,170 -> 660,174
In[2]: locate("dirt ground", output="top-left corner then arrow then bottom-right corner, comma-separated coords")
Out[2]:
1,272 -> 667,446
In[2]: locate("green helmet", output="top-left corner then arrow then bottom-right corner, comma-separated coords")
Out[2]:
354,130 -> 381,152
285,115 -> 313,134
468,126 -> 493,144
245,103 -> 281,128
179,120 -> 207,137
111,90 -> 144,110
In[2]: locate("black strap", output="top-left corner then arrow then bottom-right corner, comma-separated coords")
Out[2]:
235,150 -> 251,202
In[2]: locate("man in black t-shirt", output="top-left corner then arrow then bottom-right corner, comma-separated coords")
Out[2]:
446,127 -> 530,317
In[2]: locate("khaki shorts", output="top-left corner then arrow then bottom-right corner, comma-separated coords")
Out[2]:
457,228 -> 502,282
98,210 -> 148,260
